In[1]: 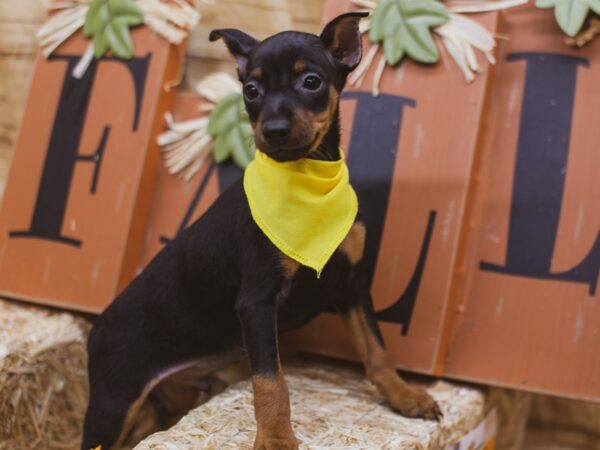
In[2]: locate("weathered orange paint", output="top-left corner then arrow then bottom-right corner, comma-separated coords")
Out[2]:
0,27 -> 185,312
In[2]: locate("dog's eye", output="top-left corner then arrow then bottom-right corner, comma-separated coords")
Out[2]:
244,83 -> 260,101
302,75 -> 322,91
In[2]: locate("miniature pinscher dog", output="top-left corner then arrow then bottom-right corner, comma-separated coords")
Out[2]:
82,12 -> 441,450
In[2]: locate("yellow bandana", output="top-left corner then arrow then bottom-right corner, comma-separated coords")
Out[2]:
243,150 -> 358,276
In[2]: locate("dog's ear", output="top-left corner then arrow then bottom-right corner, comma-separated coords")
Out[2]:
320,12 -> 368,72
209,28 -> 259,75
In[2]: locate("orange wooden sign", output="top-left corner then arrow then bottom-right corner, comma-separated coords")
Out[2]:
441,4 -> 600,401
0,27 -> 183,312
139,94 -> 243,269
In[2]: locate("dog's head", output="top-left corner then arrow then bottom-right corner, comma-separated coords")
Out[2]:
209,13 -> 367,162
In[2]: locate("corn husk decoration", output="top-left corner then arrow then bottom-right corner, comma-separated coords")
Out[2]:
350,0 -> 526,95
536,0 -> 600,39
565,17 -> 600,47
36,0 -> 200,78
158,72 -> 255,180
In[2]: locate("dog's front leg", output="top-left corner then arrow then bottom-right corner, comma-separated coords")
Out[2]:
337,273 -> 442,421
236,280 -> 298,450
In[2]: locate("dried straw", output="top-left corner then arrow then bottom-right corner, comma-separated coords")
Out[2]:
566,18 -> 600,47
134,356 -> 486,449
486,387 -> 531,450
526,394 -> 600,450
349,0 -> 526,94
37,0 -> 201,79
0,299 -> 91,450
157,72 -> 241,180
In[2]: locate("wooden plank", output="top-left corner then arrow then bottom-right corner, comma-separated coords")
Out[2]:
189,0 -> 323,61
287,0 -> 325,25
442,3 -> 600,400
189,0 -> 294,61
0,0 -> 45,23
0,23 -> 38,55
183,56 -> 236,91
0,57 -> 37,199
0,0 -> 43,199
287,0 -> 324,31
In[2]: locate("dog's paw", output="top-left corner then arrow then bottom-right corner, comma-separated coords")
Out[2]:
253,436 -> 299,450
387,387 -> 443,421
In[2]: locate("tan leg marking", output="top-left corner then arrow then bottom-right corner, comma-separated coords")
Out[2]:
339,222 -> 366,265
343,309 -> 442,420
112,389 -> 151,450
252,374 -> 298,450
250,67 -> 263,79
114,369 -> 209,449
121,401 -> 160,448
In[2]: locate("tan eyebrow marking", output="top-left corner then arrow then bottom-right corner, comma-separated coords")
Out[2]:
293,61 -> 307,73
250,67 -> 263,79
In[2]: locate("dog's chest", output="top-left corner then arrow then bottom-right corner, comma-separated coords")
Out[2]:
274,221 -> 366,333
275,254 -> 349,333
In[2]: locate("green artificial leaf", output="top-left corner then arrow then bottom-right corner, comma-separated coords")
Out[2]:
208,93 -> 255,169
536,0 -> 600,36
370,0 -> 449,65
83,0 -> 144,59
207,94 -> 243,136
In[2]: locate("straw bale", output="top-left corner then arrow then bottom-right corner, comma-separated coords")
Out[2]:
0,299 -> 91,450
135,358 -> 485,449
529,393 -> 600,436
525,394 -> 600,450
486,387 -> 531,450
523,427 -> 600,450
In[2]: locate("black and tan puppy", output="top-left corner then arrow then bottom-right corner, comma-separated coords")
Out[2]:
82,13 -> 441,450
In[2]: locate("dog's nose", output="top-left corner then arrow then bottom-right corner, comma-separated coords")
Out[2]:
262,120 -> 291,146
